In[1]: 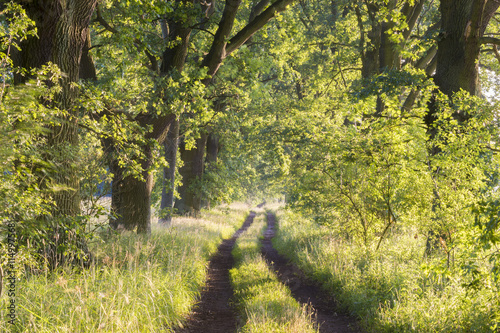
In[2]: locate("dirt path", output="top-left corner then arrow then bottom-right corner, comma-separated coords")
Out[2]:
175,212 -> 256,333
261,212 -> 360,333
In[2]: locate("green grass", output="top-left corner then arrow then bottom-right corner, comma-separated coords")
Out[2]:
272,209 -> 500,332
230,212 -> 317,333
0,206 -> 246,332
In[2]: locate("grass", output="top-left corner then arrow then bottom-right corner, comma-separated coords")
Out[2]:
230,211 -> 317,333
272,209 -> 500,332
0,205 -> 246,332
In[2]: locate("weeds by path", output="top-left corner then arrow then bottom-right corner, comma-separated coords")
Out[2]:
0,207 -> 245,332
272,209 -> 498,332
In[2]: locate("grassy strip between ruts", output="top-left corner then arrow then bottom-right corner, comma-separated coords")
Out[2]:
230,211 -> 317,333
272,209 -> 500,333
0,204 -> 247,333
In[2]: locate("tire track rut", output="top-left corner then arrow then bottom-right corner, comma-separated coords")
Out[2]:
261,212 -> 360,333
176,212 -> 256,333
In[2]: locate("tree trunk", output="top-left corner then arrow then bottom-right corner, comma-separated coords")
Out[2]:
13,0 -> 97,216
432,0 -> 494,99
426,0 -> 499,137
159,119 -> 180,225
175,133 -> 209,216
206,133 -> 220,165
120,172 -> 153,234
424,0 -> 500,256
48,0 -> 98,216
11,0 -> 97,267
202,133 -> 220,209
108,14 -> 191,233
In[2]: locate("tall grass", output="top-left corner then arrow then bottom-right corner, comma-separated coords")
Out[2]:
272,209 -> 500,332
0,206 -> 245,332
230,213 -> 317,333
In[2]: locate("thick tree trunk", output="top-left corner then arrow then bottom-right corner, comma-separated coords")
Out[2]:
159,119 -> 180,225
11,0 -> 97,267
48,0 -> 97,216
13,0 -> 97,216
120,172 -> 153,234
426,0 -> 499,131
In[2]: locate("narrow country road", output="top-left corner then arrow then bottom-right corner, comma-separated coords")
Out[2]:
261,212 -> 360,333
175,212 -> 256,333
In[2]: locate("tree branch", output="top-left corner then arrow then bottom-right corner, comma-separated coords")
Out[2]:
414,44 -> 437,69
94,5 -> 118,34
249,0 -> 270,22
402,0 -> 425,41
201,0 -> 242,83
480,36 -> 500,45
225,0 -> 296,55
492,45 -> 500,64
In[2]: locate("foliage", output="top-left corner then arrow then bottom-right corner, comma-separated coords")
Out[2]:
1,2 -> 62,269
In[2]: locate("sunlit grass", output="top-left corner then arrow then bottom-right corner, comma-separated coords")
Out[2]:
0,206 -> 245,332
273,209 -> 500,332
230,213 -> 317,333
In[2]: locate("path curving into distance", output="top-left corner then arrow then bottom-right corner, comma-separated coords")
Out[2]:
175,212 -> 256,333
261,212 -> 360,333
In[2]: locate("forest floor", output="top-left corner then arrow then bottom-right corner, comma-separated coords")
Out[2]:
176,209 -> 360,333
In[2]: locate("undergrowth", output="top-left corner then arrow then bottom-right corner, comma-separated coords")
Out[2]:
230,212 -> 317,333
0,205 -> 245,332
272,209 -> 500,332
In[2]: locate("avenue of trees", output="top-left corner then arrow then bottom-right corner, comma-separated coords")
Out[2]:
2,0 -> 500,295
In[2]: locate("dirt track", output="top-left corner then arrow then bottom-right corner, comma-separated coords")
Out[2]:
176,210 -> 359,332
261,212 -> 359,333
175,212 -> 256,333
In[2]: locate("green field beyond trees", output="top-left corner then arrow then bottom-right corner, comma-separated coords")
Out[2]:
2,0 -> 500,331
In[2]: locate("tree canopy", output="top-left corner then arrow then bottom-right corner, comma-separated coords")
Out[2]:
2,0 -> 500,289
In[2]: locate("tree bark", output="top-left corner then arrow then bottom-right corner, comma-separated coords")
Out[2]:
202,133 -> 220,209
10,0 -> 97,267
120,170 -> 154,234
426,0 -> 499,129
